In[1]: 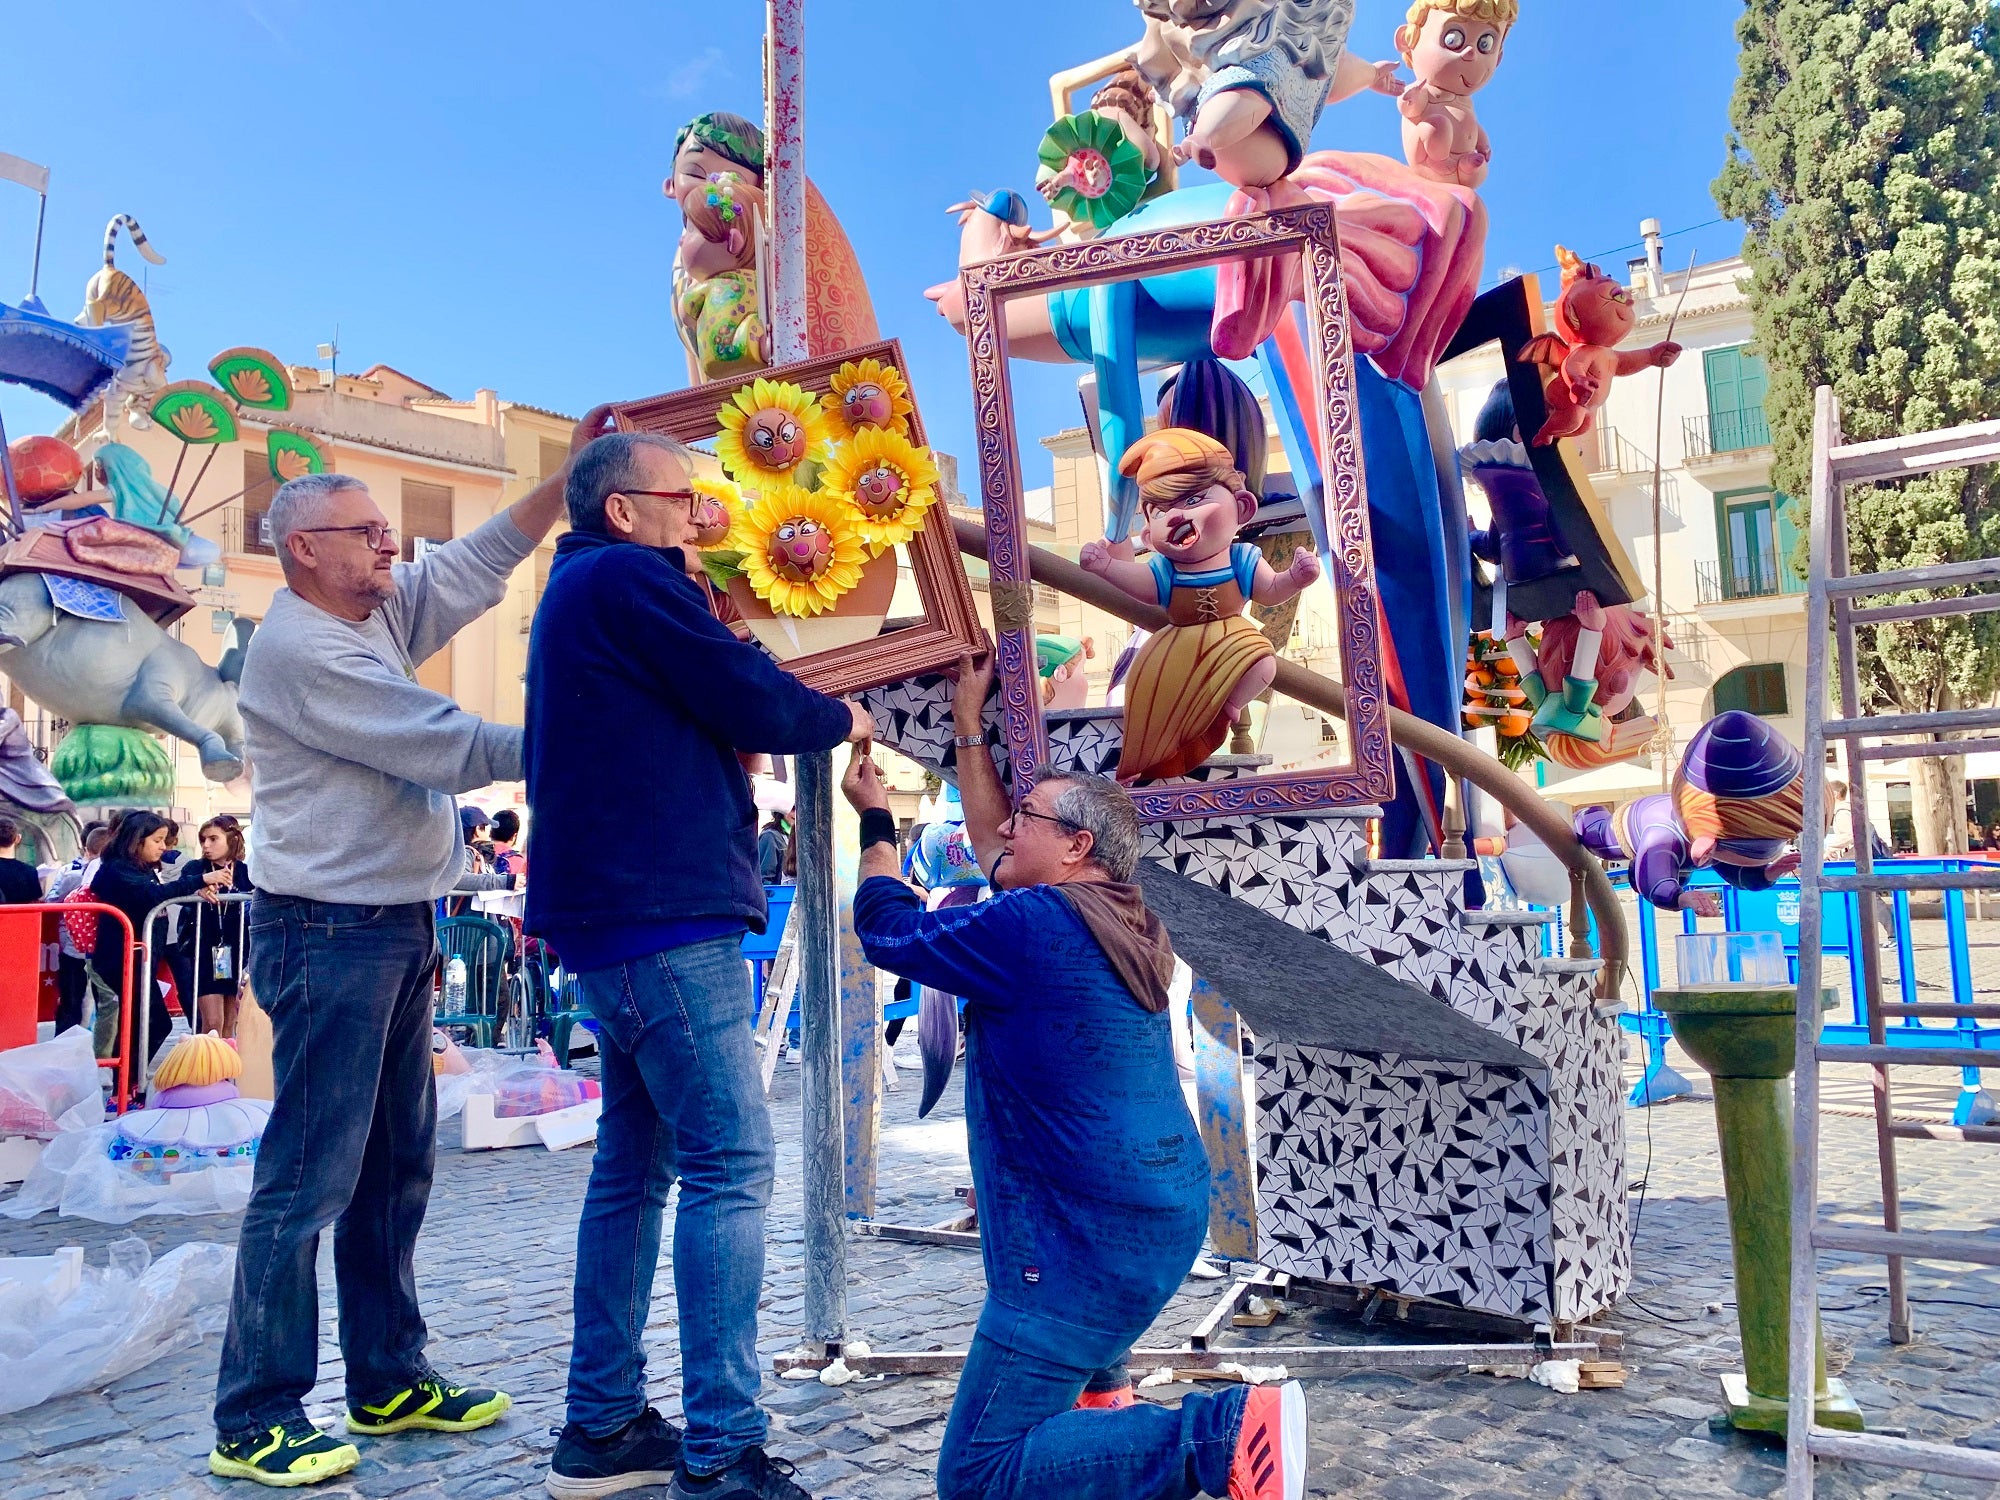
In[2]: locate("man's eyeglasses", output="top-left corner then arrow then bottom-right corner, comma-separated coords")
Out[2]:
297,523 -> 400,551
617,489 -> 698,505
1009,806 -> 1080,835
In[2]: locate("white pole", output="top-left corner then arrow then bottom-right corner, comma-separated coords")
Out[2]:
765,0 -> 846,1351
765,0 -> 808,366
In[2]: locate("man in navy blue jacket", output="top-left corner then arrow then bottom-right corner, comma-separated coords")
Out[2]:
525,430 -> 868,1500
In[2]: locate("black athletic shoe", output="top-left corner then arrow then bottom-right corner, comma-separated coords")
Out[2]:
208,1420 -> 359,1487
670,1445 -> 813,1499
546,1407 -> 686,1499
347,1374 -> 511,1434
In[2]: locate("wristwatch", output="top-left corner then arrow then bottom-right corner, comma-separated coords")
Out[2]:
953,733 -> 985,748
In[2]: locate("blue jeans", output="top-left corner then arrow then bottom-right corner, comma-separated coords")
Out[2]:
566,935 -> 773,1474
938,1330 -> 1247,1500
214,896 -> 440,1441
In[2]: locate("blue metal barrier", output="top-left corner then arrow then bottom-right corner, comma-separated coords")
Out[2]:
1617,859 -> 1999,1123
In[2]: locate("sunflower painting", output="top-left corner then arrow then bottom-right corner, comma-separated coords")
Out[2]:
820,426 -> 941,556
821,357 -> 914,443
714,377 -> 831,486
732,484 -> 868,617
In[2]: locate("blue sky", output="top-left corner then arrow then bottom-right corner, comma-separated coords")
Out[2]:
0,0 -> 1747,489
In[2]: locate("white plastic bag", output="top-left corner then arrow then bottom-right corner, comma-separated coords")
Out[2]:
435,1045 -> 511,1122
0,1027 -> 102,1140
0,1236 -> 235,1415
1,1124 -> 256,1223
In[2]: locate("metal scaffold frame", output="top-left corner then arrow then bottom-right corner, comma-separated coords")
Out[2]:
1789,388 -> 2000,1495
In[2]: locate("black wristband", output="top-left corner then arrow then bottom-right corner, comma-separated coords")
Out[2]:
859,808 -> 898,851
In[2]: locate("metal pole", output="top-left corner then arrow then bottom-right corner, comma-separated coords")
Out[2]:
794,753 -> 846,1345
1787,386 -> 1838,1498
30,190 -> 46,300
765,0 -> 809,365
0,404 -> 25,535
765,0 -> 845,1349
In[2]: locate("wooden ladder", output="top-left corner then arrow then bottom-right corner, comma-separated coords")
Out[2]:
1788,390 -> 2000,1495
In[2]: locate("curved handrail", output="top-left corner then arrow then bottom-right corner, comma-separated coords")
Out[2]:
951,516 -> 1628,999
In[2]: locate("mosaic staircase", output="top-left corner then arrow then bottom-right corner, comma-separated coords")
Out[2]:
863,680 -> 1630,1326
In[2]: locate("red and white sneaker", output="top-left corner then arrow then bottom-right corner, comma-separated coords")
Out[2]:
1072,1385 -> 1135,1411
1228,1380 -> 1307,1500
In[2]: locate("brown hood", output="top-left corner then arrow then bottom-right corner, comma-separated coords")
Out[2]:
1055,880 -> 1175,1013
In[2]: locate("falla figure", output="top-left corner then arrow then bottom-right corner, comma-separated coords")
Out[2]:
1080,428 -> 1319,781
1395,0 -> 1517,189
1521,246 -> 1683,446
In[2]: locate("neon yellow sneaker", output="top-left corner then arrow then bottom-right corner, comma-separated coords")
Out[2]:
208,1420 -> 360,1487
346,1374 -> 512,1435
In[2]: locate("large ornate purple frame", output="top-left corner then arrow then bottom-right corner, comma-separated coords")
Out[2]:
958,204 -> 1393,821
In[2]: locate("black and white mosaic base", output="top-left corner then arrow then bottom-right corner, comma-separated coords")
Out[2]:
863,677 -> 1629,1323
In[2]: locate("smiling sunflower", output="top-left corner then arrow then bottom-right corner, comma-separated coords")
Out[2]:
732,483 -> 868,617
688,476 -> 742,549
819,426 -> 941,556
821,357 -> 915,442
714,377 -> 832,485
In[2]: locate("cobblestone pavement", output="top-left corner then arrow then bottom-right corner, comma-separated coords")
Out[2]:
1,1032 -> 1995,1500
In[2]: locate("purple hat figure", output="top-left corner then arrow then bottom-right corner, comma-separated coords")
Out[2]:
1573,711 -> 1811,913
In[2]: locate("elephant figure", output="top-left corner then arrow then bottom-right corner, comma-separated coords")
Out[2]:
0,571 -> 248,781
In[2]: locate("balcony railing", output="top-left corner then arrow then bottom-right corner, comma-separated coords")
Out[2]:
1583,424 -> 1657,477
1695,554 -> 1806,604
1683,407 -> 1773,462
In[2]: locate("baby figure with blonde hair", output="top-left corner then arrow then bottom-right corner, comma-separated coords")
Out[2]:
1080,427 -> 1320,781
1396,0 -> 1518,187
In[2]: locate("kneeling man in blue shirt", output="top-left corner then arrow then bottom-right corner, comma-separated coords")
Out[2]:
842,653 -> 1309,1500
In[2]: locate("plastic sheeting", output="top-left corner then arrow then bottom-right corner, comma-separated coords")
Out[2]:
435,1046 -> 597,1122
2,1123 -> 256,1222
0,1027 -> 102,1141
0,1237 -> 235,1415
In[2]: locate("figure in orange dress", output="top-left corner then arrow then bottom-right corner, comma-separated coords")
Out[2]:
1080,429 -> 1320,782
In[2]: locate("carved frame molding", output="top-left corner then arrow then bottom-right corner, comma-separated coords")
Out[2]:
609,339 -> 987,696
958,205 -> 1392,821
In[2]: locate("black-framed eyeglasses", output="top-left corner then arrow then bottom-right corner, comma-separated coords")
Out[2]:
1010,806 -> 1080,835
298,523 -> 399,550
617,489 -> 698,505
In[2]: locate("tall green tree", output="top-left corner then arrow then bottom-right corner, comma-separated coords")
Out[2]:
1714,0 -> 2000,852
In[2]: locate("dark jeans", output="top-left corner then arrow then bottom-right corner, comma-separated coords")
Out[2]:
566,935 -> 773,1475
213,896 -> 440,1442
936,1331 -> 1246,1500
54,953 -> 88,1034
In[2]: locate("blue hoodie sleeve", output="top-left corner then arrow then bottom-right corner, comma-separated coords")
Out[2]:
613,547 -> 855,755
852,877 -> 1048,1003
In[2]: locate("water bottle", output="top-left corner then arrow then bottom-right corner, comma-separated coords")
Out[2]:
444,955 -> 468,1012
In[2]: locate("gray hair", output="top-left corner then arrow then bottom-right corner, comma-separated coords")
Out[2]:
1044,773 -> 1143,882
268,472 -> 370,567
566,431 -> 696,535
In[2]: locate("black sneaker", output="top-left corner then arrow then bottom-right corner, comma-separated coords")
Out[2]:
546,1407 -> 686,1499
670,1446 -> 812,1499
208,1419 -> 360,1487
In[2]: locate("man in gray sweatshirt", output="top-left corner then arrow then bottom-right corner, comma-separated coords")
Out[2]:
209,420 -> 588,1488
